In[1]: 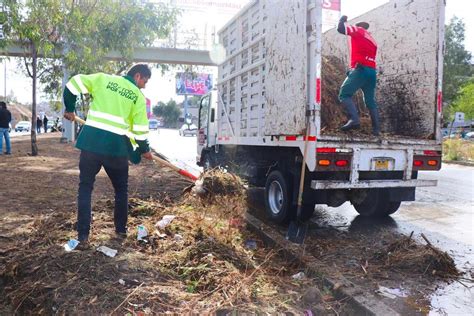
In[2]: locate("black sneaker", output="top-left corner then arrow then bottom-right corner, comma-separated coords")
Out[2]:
115,231 -> 127,239
75,239 -> 91,251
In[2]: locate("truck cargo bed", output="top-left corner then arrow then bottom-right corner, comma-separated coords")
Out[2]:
321,0 -> 443,142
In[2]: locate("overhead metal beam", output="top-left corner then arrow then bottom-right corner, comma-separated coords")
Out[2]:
0,43 -> 218,66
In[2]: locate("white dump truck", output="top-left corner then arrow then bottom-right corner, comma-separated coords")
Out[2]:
197,0 -> 445,223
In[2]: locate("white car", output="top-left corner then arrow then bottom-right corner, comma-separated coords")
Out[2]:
179,123 -> 197,137
15,121 -> 31,132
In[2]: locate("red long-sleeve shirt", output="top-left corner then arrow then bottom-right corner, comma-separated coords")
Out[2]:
345,24 -> 378,69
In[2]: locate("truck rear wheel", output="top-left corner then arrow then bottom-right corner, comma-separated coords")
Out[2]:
265,170 -> 292,224
201,151 -> 215,171
352,189 -> 400,217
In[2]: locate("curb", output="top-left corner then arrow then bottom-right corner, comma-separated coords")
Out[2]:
245,213 -> 400,316
442,160 -> 474,167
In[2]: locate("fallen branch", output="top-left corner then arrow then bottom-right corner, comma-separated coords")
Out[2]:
110,282 -> 144,315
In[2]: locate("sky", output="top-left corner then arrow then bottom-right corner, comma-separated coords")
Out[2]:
1,0 -> 473,106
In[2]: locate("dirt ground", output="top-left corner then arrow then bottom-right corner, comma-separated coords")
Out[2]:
0,134 -> 340,315
0,134 -> 464,315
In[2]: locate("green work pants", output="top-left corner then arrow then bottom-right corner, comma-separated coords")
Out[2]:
339,65 -> 378,109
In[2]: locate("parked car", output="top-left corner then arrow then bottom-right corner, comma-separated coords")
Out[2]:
46,121 -> 54,131
465,131 -> 474,139
149,119 -> 159,130
15,121 -> 31,132
179,123 -> 197,137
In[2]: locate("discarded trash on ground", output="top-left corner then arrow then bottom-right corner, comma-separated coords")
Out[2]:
245,239 -> 257,250
376,286 -> 408,299
292,272 -> 306,280
63,239 -> 79,252
174,234 -> 183,242
156,215 -> 176,229
137,225 -> 148,241
96,245 -> 117,257
155,230 -> 167,239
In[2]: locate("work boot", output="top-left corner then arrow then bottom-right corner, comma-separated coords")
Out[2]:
340,98 -> 360,132
369,107 -> 381,136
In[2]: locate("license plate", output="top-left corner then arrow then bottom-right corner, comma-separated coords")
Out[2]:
373,159 -> 390,171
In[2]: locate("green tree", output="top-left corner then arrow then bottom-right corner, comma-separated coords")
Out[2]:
153,100 -> 181,128
4,0 -> 62,155
3,0 -> 177,155
443,17 -> 473,108
450,80 -> 474,120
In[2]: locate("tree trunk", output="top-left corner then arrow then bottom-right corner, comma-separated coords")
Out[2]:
31,43 -> 38,156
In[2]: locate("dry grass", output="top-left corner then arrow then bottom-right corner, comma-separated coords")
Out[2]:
443,139 -> 474,162
0,169 -> 331,314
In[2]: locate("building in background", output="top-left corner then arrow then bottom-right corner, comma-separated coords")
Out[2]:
151,0 -> 249,50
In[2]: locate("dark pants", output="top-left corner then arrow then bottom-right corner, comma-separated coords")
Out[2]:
339,65 -> 378,109
77,150 -> 129,241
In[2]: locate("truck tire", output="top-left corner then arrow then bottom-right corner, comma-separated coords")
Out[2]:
265,170 -> 293,224
201,152 -> 214,171
352,189 -> 399,217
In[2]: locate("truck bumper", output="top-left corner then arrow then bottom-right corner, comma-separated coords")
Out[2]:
311,179 -> 437,190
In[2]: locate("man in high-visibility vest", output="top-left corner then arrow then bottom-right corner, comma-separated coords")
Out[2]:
63,64 -> 153,249
337,15 -> 380,136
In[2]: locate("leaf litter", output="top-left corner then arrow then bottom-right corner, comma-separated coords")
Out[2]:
0,168 -> 336,315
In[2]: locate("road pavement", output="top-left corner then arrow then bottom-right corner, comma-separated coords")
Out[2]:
148,128 -> 201,177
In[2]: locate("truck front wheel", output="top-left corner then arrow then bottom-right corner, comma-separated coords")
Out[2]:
351,189 -> 401,217
265,170 -> 292,224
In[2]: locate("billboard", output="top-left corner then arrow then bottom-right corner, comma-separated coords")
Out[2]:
322,0 -> 341,11
176,73 -> 213,96
322,0 -> 342,32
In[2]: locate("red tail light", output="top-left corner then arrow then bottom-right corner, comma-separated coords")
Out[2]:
335,160 -> 348,167
317,147 -> 336,153
413,160 -> 423,167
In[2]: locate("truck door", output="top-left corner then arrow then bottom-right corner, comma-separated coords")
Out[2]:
198,93 -> 217,151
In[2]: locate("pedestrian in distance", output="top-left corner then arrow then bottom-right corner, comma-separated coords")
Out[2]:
36,116 -> 42,133
0,101 -> 12,155
43,115 -> 48,133
63,64 -> 153,250
337,15 -> 380,136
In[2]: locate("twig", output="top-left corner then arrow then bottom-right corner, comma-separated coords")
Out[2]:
458,277 -> 474,282
14,286 -> 36,313
330,305 -> 340,316
420,233 -> 433,247
110,282 -> 144,315
454,278 -> 470,289
422,261 -> 432,276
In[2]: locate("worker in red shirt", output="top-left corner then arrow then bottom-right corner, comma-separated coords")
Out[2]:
337,15 -> 380,136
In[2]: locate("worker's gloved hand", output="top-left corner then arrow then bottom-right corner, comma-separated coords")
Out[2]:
340,15 -> 348,23
64,112 -> 75,122
142,152 -> 153,160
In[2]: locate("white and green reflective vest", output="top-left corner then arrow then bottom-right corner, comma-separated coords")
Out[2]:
65,73 -> 149,157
